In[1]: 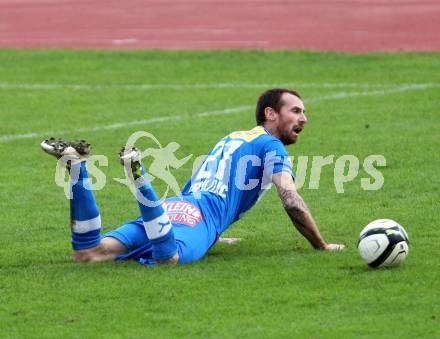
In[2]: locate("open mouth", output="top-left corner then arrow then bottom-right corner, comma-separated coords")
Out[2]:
293,127 -> 303,134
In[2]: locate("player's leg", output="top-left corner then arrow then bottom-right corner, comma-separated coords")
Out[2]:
71,237 -> 125,262
41,138 -> 127,262
103,217 -> 156,264
119,147 -> 179,264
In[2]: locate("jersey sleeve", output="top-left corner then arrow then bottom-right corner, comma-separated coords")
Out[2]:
263,139 -> 294,177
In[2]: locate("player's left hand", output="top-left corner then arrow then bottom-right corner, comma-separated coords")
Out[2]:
323,243 -> 346,251
218,237 -> 241,245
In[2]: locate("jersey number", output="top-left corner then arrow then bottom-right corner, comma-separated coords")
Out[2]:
195,139 -> 243,182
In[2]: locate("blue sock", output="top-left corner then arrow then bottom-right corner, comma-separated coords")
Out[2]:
69,161 -> 101,250
132,164 -> 177,261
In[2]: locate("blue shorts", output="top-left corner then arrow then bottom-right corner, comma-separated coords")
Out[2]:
104,196 -> 218,264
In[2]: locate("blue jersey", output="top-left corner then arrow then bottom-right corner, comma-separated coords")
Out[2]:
181,126 -> 293,235
107,126 -> 294,264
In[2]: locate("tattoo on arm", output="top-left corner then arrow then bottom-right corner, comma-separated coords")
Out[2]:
278,187 -> 310,227
273,173 -> 326,249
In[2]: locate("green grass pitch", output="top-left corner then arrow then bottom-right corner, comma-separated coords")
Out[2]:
0,49 -> 439,338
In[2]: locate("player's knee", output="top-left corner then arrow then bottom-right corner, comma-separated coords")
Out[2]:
72,239 -> 126,262
101,237 -> 127,256
72,249 -> 114,263
73,249 -> 97,262
156,252 -> 180,265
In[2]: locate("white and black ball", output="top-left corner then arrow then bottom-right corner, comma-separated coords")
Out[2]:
358,219 -> 409,268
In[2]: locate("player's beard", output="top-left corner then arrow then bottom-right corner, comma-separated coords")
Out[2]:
279,129 -> 299,146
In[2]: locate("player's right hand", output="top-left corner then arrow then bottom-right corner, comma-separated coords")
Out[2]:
323,243 -> 346,251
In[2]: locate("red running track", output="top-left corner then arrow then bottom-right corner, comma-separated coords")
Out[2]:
0,0 -> 439,51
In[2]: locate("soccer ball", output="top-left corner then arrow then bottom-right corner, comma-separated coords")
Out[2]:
358,219 -> 409,268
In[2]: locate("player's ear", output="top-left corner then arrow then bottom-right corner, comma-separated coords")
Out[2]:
264,107 -> 277,122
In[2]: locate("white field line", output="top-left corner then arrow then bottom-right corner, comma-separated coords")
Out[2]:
0,82 -> 438,91
309,83 -> 439,101
0,83 -> 437,143
0,106 -> 254,142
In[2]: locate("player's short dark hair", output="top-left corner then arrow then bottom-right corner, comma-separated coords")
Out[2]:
255,88 -> 302,125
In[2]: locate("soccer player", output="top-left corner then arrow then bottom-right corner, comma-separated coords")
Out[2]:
41,88 -> 345,265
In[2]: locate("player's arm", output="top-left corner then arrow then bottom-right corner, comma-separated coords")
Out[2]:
272,171 -> 345,251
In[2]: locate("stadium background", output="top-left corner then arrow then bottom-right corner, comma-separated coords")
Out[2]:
1,0 -> 439,51
1,0 -> 439,338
